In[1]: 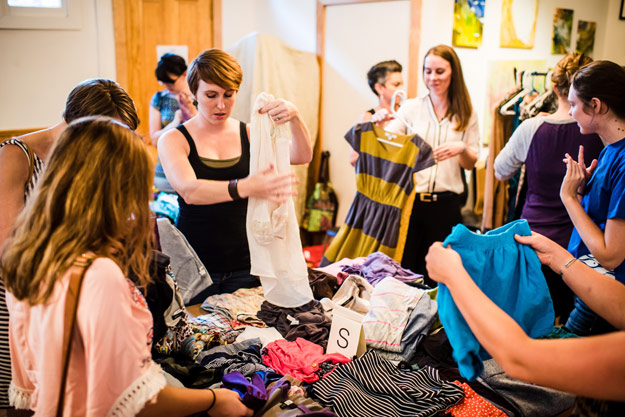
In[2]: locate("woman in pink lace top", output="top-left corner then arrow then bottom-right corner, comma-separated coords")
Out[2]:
1,117 -> 252,417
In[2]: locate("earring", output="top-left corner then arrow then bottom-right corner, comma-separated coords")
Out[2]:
193,100 -> 198,107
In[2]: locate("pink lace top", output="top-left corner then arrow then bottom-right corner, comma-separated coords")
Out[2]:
6,257 -> 166,416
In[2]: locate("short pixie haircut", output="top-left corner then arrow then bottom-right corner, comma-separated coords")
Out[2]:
187,49 -> 243,95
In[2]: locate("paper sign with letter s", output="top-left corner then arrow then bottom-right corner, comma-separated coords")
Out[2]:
326,305 -> 366,358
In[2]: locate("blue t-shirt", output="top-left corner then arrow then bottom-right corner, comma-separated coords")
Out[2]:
568,137 -> 625,283
150,89 -> 181,193
150,90 -> 180,127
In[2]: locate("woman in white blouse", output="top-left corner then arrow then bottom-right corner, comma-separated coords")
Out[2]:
379,44 -> 479,285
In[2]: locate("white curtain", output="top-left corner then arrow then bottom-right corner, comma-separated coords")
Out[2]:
228,32 -> 320,221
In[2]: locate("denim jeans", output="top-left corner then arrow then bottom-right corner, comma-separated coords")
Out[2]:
565,297 -> 599,336
565,296 -> 614,336
187,268 -> 260,305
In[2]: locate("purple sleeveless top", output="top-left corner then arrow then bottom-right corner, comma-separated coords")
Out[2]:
522,121 -> 603,248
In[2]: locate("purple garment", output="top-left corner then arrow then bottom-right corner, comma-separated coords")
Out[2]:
340,251 -> 423,286
221,371 -> 267,411
522,122 -> 603,248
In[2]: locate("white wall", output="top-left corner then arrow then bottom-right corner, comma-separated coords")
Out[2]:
0,0 -> 116,130
222,0 -> 317,53
604,0 -> 625,64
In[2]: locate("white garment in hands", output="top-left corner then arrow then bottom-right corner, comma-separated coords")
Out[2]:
247,92 -> 314,307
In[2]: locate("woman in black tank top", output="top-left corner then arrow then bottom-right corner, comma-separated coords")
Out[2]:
157,49 -> 312,303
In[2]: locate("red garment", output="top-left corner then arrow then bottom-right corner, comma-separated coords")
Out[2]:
446,381 -> 507,417
262,338 -> 350,383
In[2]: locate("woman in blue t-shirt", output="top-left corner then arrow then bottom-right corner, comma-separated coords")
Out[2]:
149,53 -> 197,194
560,60 -> 625,335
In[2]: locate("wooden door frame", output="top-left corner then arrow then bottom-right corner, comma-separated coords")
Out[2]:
112,0 -> 222,139
113,0 -> 222,90
312,0 -> 422,181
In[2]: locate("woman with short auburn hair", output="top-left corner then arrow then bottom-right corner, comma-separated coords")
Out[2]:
158,49 -> 313,302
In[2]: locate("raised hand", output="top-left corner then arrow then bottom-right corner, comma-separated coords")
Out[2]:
370,108 -> 393,124
258,99 -> 297,125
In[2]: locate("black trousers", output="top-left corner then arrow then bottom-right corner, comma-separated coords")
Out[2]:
542,264 -> 574,323
401,193 -> 463,287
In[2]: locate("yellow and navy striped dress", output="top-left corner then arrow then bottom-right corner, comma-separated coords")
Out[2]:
321,122 -> 434,265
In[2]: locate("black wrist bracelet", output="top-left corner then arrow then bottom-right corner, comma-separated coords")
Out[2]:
228,179 -> 242,200
207,388 -> 216,412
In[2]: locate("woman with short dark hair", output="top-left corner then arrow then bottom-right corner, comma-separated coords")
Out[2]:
560,60 -> 625,335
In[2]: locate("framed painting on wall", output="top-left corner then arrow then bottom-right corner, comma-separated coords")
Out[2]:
552,8 -> 574,54
452,0 -> 485,48
620,0 -> 625,20
575,20 -> 596,57
500,0 -> 539,49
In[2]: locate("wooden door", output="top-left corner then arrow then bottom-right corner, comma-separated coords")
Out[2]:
112,0 -> 222,142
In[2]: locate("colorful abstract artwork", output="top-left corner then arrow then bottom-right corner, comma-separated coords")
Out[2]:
452,0 -> 485,48
576,20 -> 596,57
552,8 -> 574,54
500,0 -> 539,49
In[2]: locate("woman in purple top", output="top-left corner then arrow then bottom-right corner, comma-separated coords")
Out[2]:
494,53 -> 604,321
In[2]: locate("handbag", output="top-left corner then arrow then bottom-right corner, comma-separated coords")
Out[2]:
57,253 -> 96,417
302,151 -> 338,233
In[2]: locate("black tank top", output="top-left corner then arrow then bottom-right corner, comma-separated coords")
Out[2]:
176,122 -> 251,272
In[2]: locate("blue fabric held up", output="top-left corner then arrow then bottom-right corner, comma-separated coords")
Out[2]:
439,219 -> 555,381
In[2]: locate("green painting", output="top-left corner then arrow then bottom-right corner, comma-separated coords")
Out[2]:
576,20 -> 596,58
452,0 -> 485,48
552,8 -> 573,54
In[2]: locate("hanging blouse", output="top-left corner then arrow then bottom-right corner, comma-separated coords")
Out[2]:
247,92 -> 314,308
322,122 -> 434,265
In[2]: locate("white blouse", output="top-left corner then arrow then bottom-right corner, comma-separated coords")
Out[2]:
386,95 -> 480,194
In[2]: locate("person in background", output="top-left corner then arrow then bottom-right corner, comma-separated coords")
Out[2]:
560,60 -> 625,336
350,60 -> 404,166
425,232 -> 625,413
494,53 -> 603,322
0,78 -> 139,411
149,53 -> 198,194
158,49 -> 312,303
2,117 -> 252,417
376,44 -> 479,286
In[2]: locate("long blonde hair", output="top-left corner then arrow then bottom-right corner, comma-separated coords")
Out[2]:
2,117 -> 154,304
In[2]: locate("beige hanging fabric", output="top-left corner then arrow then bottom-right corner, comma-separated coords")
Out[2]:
228,33 -> 320,222
247,92 -> 314,308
